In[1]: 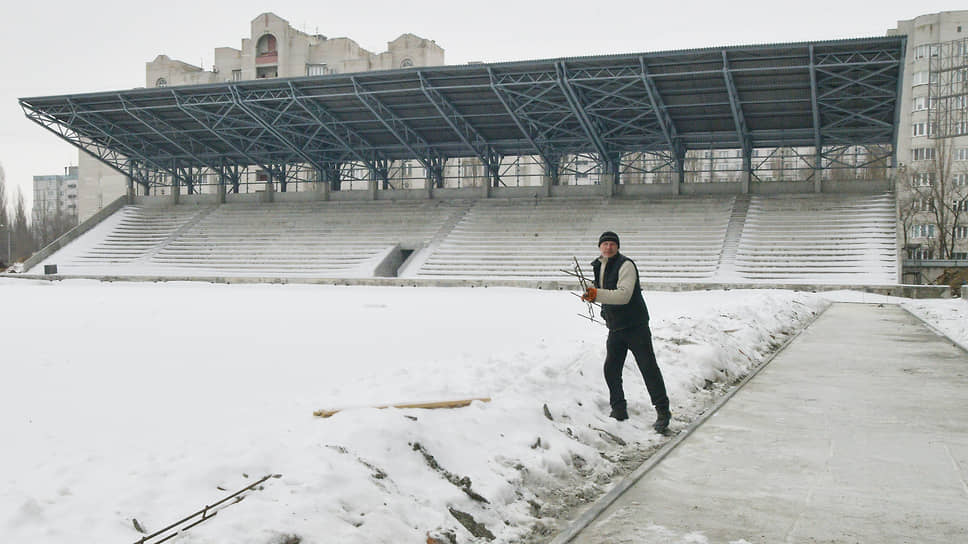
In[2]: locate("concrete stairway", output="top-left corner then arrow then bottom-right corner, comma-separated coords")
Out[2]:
714,194 -> 751,281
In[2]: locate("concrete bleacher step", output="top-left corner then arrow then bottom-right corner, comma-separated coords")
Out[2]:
730,193 -> 897,283
410,196 -> 732,281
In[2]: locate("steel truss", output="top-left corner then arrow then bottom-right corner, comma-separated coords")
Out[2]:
20,37 -> 905,191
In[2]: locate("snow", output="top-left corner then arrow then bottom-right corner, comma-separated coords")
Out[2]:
0,279 -> 962,544
899,297 -> 968,350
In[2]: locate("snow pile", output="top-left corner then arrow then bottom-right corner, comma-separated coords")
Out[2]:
900,297 -> 968,349
1,280 -> 828,543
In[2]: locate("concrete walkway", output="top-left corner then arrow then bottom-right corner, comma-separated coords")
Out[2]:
569,303 -> 968,544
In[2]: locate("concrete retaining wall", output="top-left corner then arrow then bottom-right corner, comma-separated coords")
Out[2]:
126,179 -> 893,207
0,273 -> 953,299
21,196 -> 128,273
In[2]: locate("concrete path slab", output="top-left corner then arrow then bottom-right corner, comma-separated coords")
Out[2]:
569,303 -> 968,544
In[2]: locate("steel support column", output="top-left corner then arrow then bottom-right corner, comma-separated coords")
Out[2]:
809,45 -> 824,192
640,57 -> 685,193
722,51 -> 752,193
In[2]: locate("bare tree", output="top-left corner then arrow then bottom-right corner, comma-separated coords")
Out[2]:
896,170 -> 921,254
908,137 -> 968,259
12,187 -> 34,262
0,162 -> 8,266
32,207 -> 76,248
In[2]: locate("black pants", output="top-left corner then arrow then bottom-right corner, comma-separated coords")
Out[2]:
604,323 -> 669,411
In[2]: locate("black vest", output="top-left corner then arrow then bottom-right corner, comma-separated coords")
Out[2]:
591,253 -> 649,330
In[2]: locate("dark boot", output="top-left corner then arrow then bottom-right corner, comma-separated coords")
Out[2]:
653,406 -> 671,432
609,404 -> 629,421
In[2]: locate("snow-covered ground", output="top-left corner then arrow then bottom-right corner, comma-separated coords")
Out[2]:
900,297 -> 968,349
0,279 -> 963,544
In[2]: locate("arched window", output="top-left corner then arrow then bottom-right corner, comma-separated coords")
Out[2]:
400,58 -> 414,68
257,34 -> 277,57
155,78 -> 168,88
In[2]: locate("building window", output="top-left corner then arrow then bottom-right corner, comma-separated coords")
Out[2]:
909,247 -> 933,260
306,63 -> 329,76
917,197 -> 935,211
958,148 -> 968,161
912,71 -> 930,86
155,78 -> 168,88
913,172 -> 936,186
400,58 -> 414,68
954,173 -> 968,186
257,34 -> 277,56
232,69 -> 242,81
912,122 -> 927,137
912,147 -> 937,162
912,96 -> 928,112
256,66 -> 277,79
914,44 -> 939,60
954,227 -> 968,240
911,224 -> 936,239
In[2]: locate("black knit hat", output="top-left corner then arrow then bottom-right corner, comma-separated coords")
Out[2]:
598,231 -> 620,247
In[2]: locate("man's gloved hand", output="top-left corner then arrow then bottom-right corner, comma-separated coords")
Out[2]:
581,287 -> 597,302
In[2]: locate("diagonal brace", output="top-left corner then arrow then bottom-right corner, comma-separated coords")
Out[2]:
555,61 -> 611,162
352,77 -> 443,181
419,71 -> 501,184
722,51 -> 751,157
639,57 -> 685,172
228,85 -> 327,175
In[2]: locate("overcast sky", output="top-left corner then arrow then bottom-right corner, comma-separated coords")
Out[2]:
3,0 -> 967,214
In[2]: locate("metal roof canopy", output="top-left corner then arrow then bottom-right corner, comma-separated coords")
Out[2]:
21,36 -> 906,188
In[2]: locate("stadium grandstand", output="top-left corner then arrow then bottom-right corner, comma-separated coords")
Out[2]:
19,36 -> 905,287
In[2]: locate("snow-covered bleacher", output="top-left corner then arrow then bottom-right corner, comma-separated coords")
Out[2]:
39,200 -> 462,277
405,197 -> 734,281
37,205 -> 211,273
732,193 -> 897,284
149,200 -> 460,276
33,193 -> 899,284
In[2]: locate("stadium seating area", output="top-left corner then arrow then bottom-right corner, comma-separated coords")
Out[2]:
37,205 -> 211,273
150,200 -> 460,277
406,197 -> 733,280
34,193 -> 899,284
733,193 -> 898,284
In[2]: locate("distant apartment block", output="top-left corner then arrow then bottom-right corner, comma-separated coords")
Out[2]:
33,166 -> 79,228
888,10 -> 968,266
77,12 -> 444,221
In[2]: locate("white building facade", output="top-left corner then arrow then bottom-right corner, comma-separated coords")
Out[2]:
888,11 -> 968,270
32,166 -> 79,229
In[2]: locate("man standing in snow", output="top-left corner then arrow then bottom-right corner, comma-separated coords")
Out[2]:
581,231 -> 671,432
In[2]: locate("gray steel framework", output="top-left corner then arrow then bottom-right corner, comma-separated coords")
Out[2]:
20,36 -> 906,192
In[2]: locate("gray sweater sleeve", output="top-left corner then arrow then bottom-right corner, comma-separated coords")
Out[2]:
594,260 -> 636,305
